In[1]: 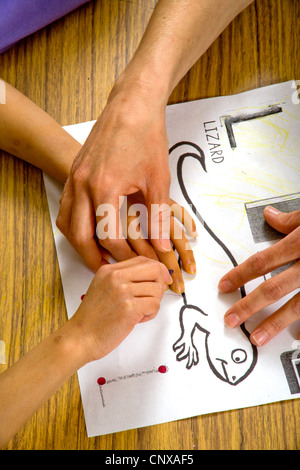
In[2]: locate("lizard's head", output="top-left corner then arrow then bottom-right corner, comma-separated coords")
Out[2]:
207,325 -> 258,385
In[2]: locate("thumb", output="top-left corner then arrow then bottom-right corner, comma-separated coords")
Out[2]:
146,177 -> 172,253
263,206 -> 300,234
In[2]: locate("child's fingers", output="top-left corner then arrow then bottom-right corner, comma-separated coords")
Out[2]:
155,218 -> 196,294
170,218 -> 196,275
127,234 -> 159,261
170,199 -> 197,238
115,256 -> 172,285
68,192 -> 105,272
132,281 -> 165,298
126,217 -> 159,261
134,296 -> 162,322
156,249 -> 185,294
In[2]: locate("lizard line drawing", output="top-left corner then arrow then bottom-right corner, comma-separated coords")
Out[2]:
169,141 -> 258,385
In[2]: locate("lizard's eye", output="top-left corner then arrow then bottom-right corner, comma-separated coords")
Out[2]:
231,349 -> 247,364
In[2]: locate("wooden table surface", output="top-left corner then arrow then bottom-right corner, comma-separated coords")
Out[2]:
0,0 -> 299,450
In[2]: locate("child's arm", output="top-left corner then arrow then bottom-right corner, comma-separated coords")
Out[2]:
0,80 -> 80,183
0,257 -> 172,448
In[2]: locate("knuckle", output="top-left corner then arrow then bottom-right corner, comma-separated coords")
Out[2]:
288,228 -> 300,252
249,252 -> 268,275
89,176 -> 101,194
98,263 -> 111,278
91,173 -> 111,194
137,255 -> 149,263
239,299 -> 254,320
107,268 -> 122,285
290,294 -> 300,318
267,317 -> 284,335
72,166 -> 86,187
122,297 -> 133,313
69,230 -> 87,250
262,279 -> 285,302
286,213 -> 300,230
117,282 -> 128,297
139,255 -> 159,269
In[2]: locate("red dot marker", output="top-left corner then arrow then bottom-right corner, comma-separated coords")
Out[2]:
81,294 -> 85,301
158,365 -> 168,374
97,377 -> 106,385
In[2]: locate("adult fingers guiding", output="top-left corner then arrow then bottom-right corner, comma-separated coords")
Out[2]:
224,260 -> 300,329
264,206 -> 300,234
250,291 -> 300,346
218,229 -> 300,294
95,195 -> 136,262
146,174 -> 172,254
57,188 -> 105,272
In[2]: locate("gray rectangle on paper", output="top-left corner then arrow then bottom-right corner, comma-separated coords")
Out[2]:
245,193 -> 300,244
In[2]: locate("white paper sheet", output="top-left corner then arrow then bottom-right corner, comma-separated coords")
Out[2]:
43,81 -> 300,437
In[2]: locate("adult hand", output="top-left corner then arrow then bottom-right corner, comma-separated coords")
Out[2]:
218,206 -> 300,346
56,82 -> 172,272
70,256 -> 173,363
126,193 -> 197,293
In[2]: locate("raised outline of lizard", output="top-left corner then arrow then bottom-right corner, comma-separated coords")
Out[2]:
169,141 -> 258,385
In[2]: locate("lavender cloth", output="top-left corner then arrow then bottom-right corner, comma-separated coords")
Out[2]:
0,0 -> 91,54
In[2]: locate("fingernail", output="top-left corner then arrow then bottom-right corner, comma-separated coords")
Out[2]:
224,313 -> 240,328
218,279 -> 233,293
251,329 -> 269,346
265,206 -> 280,216
174,281 -> 185,294
159,239 -> 172,252
187,262 -> 196,274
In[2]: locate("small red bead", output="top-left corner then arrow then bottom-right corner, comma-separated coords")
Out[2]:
97,377 -> 106,385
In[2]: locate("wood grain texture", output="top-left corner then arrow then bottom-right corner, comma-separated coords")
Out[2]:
0,0 -> 299,450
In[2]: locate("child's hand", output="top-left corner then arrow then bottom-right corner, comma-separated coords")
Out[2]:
68,256 -> 173,364
219,207 -> 300,346
125,193 -> 197,293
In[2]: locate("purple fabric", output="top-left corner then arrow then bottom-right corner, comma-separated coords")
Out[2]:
0,0 -> 91,54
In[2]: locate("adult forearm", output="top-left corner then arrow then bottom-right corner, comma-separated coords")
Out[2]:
115,0 -> 254,102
